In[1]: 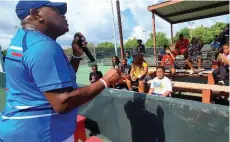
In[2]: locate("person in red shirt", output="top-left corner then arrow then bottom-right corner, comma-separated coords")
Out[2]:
162,46 -> 176,79
173,34 -> 190,59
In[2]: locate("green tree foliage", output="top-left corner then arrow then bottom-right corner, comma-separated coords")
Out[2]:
87,42 -> 95,47
146,35 -> 153,48
145,32 -> 170,48
210,22 -> 227,34
63,48 -> 72,55
173,27 -> 190,42
173,22 -> 227,44
97,42 -> 114,48
1,50 -> 7,56
192,25 -> 209,43
76,22 -> 226,50
156,32 -> 170,48
124,38 -> 138,49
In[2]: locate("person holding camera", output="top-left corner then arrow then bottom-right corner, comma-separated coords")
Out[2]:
161,46 -> 175,79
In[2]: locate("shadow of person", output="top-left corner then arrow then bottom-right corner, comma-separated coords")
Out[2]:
124,93 -> 165,142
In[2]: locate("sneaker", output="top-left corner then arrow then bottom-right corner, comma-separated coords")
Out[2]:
189,70 -> 195,75
217,81 -> 225,85
198,68 -> 205,71
211,68 -> 215,71
198,72 -> 203,76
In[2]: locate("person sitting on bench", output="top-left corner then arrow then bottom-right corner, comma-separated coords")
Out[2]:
120,58 -> 131,77
128,54 -> 148,93
186,37 -> 204,75
89,65 -> 103,84
114,58 -> 131,89
148,66 -> 172,97
172,34 -> 189,59
211,35 -> 220,51
125,51 -> 133,65
161,45 -> 175,79
112,56 -> 121,69
212,44 -> 229,85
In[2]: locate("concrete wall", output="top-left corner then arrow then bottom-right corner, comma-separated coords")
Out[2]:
79,89 -> 229,142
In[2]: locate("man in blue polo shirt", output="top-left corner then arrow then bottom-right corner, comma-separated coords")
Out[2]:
0,1 -> 121,142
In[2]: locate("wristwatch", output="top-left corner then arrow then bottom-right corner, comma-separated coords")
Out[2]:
72,54 -> 83,61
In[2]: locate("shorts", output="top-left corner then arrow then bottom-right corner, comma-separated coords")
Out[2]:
173,49 -> 188,59
164,65 -> 174,70
131,75 -> 150,83
188,55 -> 202,61
151,93 -> 162,96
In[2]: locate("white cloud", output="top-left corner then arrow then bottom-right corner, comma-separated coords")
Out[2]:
129,26 -> 147,42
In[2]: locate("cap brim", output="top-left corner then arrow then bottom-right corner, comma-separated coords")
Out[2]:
45,2 -> 67,15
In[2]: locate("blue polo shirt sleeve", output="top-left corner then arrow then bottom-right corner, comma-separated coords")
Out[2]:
22,40 -> 73,92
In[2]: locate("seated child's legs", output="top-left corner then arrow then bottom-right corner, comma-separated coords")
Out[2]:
164,65 -> 175,79
182,50 -> 188,59
212,67 -> 221,84
185,57 -> 194,70
197,56 -> 202,69
125,78 -> 132,90
172,49 -> 180,57
219,65 -> 228,81
170,67 -> 176,79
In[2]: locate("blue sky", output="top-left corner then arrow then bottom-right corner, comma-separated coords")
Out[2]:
0,0 -> 229,49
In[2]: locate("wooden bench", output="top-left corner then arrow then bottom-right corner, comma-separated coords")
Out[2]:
74,115 -> 87,142
148,70 -> 212,84
147,80 -> 229,104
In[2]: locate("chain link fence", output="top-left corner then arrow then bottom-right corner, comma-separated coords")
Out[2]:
64,46 -> 162,67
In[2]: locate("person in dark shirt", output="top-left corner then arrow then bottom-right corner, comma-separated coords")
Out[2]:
218,24 -> 229,49
114,58 -> 131,89
89,64 -> 103,84
120,58 -> 131,76
136,39 -> 145,54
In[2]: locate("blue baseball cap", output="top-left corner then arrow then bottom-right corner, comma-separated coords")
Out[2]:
16,0 -> 67,21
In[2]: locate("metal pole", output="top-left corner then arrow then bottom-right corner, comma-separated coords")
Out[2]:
171,24 -> 174,49
143,30 -> 147,43
116,0 -> 124,58
188,21 -> 194,38
152,13 -> 157,62
111,0 -> 118,56
94,45 -> 96,60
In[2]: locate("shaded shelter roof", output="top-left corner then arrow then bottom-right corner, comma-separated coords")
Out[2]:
148,0 -> 229,24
